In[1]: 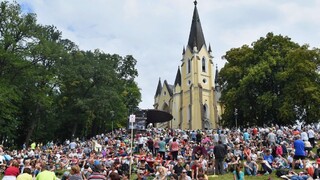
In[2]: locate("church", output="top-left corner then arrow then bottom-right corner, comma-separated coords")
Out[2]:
153,1 -> 223,130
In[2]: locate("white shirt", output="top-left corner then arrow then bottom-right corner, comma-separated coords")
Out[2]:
251,153 -> 258,161
201,159 -> 208,171
213,134 -> 219,142
182,134 -> 188,140
276,129 -> 283,137
308,129 -> 315,138
301,132 -> 308,141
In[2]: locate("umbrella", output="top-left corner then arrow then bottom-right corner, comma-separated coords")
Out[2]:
146,109 -> 173,123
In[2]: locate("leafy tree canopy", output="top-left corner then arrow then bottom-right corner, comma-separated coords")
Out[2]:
219,33 -> 320,127
0,1 -> 141,147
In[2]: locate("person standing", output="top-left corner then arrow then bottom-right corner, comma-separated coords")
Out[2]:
147,138 -> 154,155
267,130 -> 276,145
308,127 -> 315,148
214,140 -> 226,175
292,135 -> 306,169
153,137 -> 160,156
243,130 -> 250,142
158,137 -> 166,160
170,138 -> 179,161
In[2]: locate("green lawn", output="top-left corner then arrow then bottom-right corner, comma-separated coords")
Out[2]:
130,172 -> 281,180
207,173 -> 279,180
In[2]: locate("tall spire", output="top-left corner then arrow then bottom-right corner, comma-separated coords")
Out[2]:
187,0 -> 206,51
155,78 -> 162,97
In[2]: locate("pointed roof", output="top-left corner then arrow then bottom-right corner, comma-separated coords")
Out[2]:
187,0 -> 206,51
155,78 -> 162,97
208,44 -> 212,53
174,67 -> 181,86
164,80 -> 173,96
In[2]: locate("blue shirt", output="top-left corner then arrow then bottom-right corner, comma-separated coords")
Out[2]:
263,154 -> 274,164
243,132 -> 250,141
158,141 -> 166,152
233,170 -> 244,180
294,139 -> 305,156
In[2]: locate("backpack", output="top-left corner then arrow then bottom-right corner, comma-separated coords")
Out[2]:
275,169 -> 289,177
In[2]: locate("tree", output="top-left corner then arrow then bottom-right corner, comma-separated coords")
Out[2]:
0,1 -> 142,146
219,33 -> 320,127
55,50 -> 141,139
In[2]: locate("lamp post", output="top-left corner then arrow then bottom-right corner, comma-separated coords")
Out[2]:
110,111 -> 114,136
234,108 -> 238,129
129,114 -> 135,176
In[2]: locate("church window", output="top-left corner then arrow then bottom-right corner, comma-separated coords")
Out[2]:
202,57 -> 206,72
203,104 -> 209,119
187,59 -> 191,74
202,78 -> 207,83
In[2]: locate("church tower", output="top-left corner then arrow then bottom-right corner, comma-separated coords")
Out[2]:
154,1 -> 219,130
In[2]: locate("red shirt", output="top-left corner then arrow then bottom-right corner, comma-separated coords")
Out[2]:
170,142 -> 179,152
4,166 -> 19,177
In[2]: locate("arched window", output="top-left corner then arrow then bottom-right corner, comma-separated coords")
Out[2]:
202,57 -> 206,72
187,59 -> 191,74
203,104 -> 209,119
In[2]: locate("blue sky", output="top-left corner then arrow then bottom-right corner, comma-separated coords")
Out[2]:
14,0 -> 320,109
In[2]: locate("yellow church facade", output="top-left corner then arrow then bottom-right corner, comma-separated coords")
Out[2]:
153,1 -> 223,130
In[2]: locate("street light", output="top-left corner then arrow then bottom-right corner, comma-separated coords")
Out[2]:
110,111 -> 114,136
234,108 -> 238,129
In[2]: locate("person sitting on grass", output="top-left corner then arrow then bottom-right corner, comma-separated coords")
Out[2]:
36,162 -> 57,180
17,167 -> 32,180
257,157 -> 272,175
197,167 -> 208,180
153,166 -> 167,180
273,155 -> 289,169
227,155 -> 240,173
263,149 -> 274,165
243,156 -> 258,176
179,169 -> 191,180
233,164 -> 244,180
136,170 -> 147,180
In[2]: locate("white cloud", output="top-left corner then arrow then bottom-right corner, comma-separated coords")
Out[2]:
15,0 -> 320,109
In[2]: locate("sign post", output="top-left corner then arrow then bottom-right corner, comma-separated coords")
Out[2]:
129,114 -> 135,176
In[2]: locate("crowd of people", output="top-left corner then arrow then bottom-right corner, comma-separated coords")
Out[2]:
1,123 -> 320,180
